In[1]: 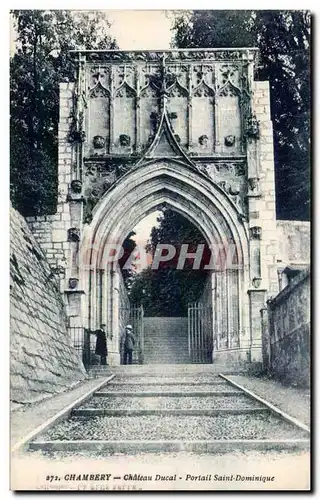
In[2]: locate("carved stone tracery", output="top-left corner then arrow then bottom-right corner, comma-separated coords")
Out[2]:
69,49 -> 258,223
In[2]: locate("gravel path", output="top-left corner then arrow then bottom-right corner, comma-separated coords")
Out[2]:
79,395 -> 263,410
228,375 -> 310,427
100,383 -> 239,393
38,414 -> 306,441
11,377 -> 110,446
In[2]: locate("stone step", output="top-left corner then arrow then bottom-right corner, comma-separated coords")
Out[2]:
76,393 -> 264,411
35,413 -> 308,442
94,390 -> 241,397
72,408 -> 270,417
27,371 -> 309,459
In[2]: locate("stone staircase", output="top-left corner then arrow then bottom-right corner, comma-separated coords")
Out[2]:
144,324 -> 189,364
30,367 -> 310,457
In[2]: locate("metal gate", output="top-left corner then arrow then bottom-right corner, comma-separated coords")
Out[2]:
188,303 -> 213,363
119,305 -> 144,364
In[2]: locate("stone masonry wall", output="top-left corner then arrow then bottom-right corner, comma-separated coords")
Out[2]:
10,207 -> 87,406
252,81 -> 278,296
264,268 -> 310,387
25,82 -> 75,289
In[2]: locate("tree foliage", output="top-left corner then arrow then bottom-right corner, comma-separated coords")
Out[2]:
172,10 -> 311,220
129,209 -> 210,316
10,10 -> 117,216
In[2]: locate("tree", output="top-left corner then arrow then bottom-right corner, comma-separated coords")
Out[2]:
172,10 -> 311,220
129,209 -> 210,316
10,10 -> 117,216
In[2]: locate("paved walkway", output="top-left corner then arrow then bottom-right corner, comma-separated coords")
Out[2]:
11,370 -> 310,446
228,375 -> 310,427
10,369 -> 310,491
11,377 -> 109,446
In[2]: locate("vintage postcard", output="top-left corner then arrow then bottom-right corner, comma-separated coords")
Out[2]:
10,9 -> 311,491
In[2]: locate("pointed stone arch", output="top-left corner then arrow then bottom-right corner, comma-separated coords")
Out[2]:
79,159 -> 250,363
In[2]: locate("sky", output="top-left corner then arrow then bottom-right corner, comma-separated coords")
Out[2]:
107,10 -> 173,50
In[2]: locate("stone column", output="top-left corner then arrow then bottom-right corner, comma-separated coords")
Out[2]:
107,266 -> 121,365
244,81 -> 278,359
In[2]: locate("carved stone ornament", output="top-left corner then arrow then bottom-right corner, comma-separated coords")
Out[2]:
218,180 -> 240,196
93,135 -> 105,149
71,179 -> 82,194
84,213 -> 93,224
174,134 -> 181,144
225,135 -> 235,147
248,177 -> 259,192
72,49 -> 257,65
199,134 -> 209,146
67,228 -> 81,242
246,114 -> 260,139
235,164 -> 246,176
252,277 -> 262,289
119,134 -> 131,147
249,226 -> 262,240
68,277 -> 79,290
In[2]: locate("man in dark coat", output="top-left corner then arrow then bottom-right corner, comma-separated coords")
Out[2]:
94,324 -> 108,365
123,324 -> 135,365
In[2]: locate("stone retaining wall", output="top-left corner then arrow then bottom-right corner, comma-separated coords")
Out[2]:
10,207 -> 87,406
262,268 -> 310,387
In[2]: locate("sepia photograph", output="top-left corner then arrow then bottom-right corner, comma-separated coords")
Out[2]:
9,8 -> 311,491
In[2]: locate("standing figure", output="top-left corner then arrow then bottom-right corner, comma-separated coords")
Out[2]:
123,324 -> 135,365
93,324 -> 110,365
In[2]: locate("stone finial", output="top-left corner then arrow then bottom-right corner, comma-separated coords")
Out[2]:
67,228 -> 80,242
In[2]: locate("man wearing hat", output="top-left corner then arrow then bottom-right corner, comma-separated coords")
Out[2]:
93,324 -> 110,365
123,324 -> 135,365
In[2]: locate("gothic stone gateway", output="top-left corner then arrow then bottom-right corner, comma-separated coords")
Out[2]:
29,49 -> 279,367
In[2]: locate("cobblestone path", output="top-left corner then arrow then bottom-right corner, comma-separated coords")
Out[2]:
28,368 -> 309,455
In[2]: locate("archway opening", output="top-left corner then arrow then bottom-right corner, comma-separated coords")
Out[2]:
82,159 -> 249,367
118,207 -> 215,364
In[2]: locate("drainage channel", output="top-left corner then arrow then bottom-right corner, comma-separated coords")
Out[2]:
20,373 -> 310,455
